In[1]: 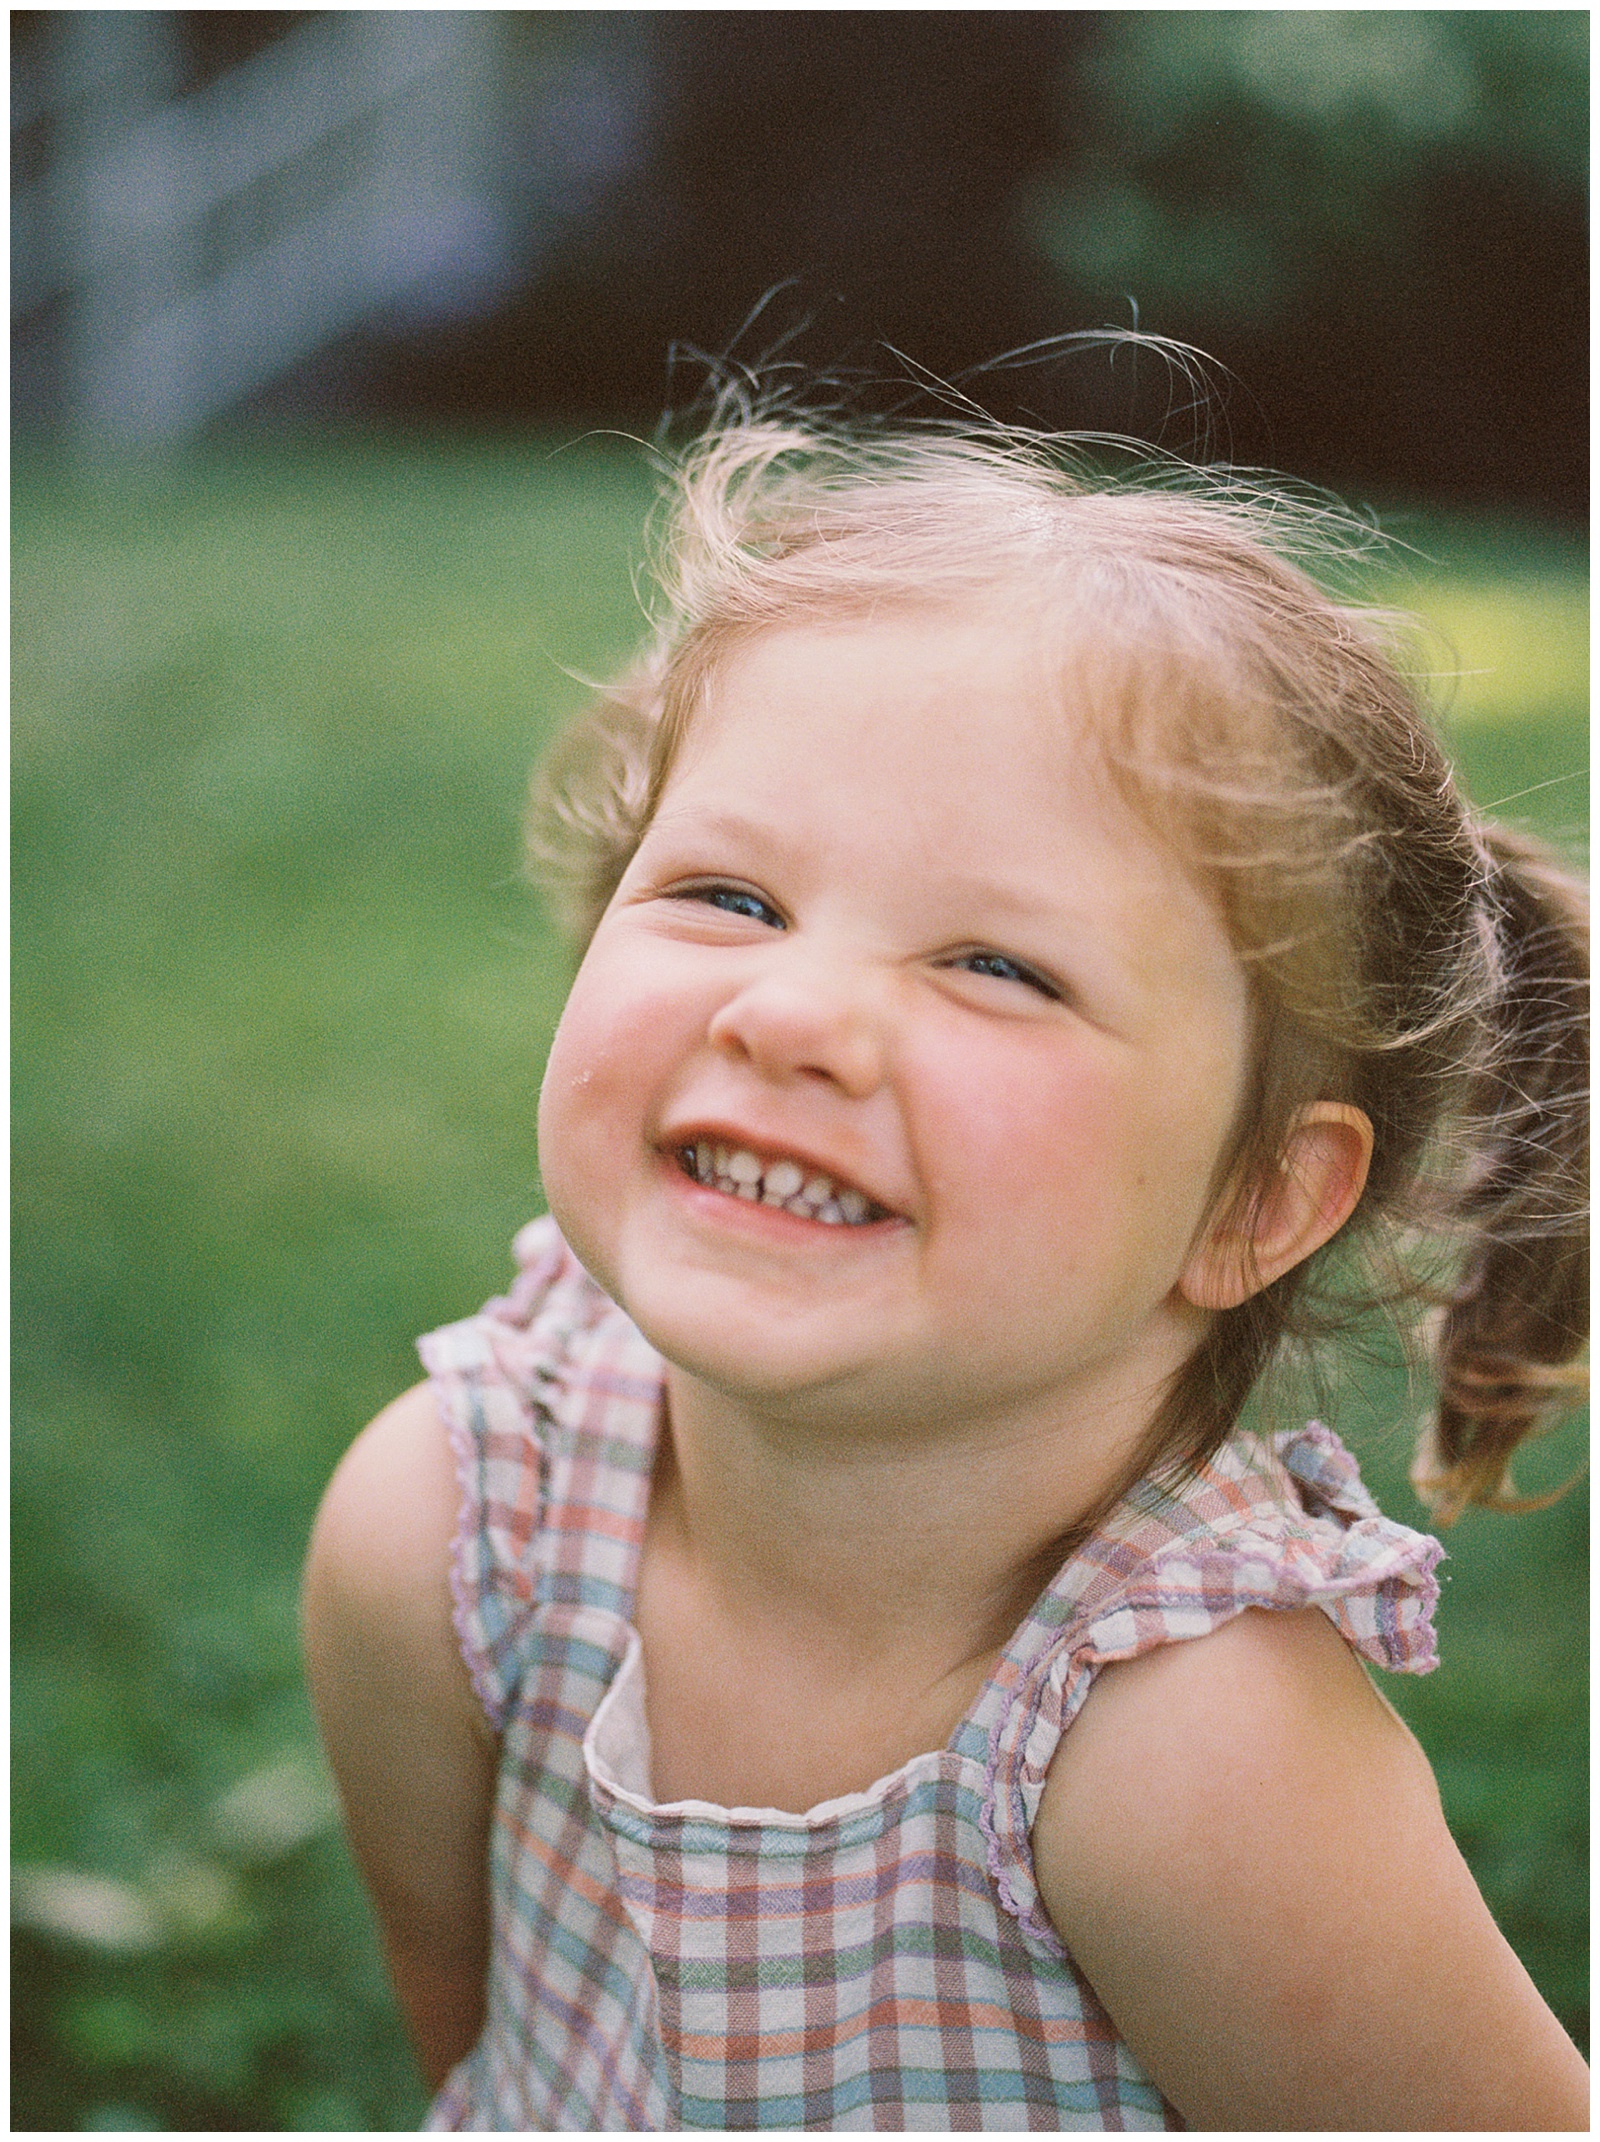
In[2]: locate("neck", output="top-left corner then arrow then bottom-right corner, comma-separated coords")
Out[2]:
653,1349 -> 1178,1669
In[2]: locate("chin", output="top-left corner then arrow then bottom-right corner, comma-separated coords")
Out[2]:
632,1295 -> 837,1397
634,1282 -> 887,1418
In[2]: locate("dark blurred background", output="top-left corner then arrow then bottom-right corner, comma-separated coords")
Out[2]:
12,12 -> 1588,2132
12,10 -> 1587,509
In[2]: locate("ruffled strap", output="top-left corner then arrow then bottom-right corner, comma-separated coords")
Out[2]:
1079,1423 -> 1443,1680
1270,1421 -> 1443,1671
981,1423 -> 1443,1951
417,1216 -> 615,1730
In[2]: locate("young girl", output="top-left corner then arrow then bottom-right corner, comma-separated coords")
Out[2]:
304,403 -> 1589,2130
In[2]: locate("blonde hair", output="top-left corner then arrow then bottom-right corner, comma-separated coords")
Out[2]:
527,398 -> 1588,1524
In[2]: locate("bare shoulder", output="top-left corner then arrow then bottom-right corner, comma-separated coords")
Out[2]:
1035,1606 -> 1589,2129
303,1382 -> 486,1745
1036,1605 -> 1438,1953
306,1382 -> 462,1617
1045,1597 -> 1434,1839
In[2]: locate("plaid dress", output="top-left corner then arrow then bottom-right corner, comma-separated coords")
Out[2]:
418,1217 -> 1442,2132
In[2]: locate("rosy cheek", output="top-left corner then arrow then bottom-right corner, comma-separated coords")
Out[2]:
541,981 -> 629,1157
919,1044 -> 1126,1217
542,942 -> 699,1157
551,942 -> 651,1069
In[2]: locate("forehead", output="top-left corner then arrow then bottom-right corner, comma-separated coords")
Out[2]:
670,603 -> 1183,861
658,610 -> 1240,987
680,604 -> 1077,784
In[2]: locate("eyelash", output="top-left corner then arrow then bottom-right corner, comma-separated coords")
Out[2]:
952,950 -> 1063,1001
664,886 -> 1061,1002
671,881 -> 787,928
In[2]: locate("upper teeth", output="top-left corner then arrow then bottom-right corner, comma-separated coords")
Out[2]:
683,1142 -> 878,1225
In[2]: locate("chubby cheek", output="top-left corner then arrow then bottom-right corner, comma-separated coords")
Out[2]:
536,952 -> 670,1255
914,1038 -> 1206,1297
536,1014 -> 604,1270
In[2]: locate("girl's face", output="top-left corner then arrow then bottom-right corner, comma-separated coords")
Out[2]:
538,609 -> 1255,1446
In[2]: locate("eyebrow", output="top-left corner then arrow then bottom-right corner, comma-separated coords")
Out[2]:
642,802 -> 773,847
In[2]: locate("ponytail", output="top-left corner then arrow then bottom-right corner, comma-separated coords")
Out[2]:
1414,827 -> 1589,1521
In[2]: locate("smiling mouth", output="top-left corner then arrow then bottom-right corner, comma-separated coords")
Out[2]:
674,1141 -> 894,1226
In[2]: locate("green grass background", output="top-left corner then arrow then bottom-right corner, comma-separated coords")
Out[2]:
12,440 -> 1588,2130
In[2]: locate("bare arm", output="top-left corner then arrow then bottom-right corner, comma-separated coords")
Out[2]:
303,1382 -> 499,2094
1035,1606 -> 1590,2131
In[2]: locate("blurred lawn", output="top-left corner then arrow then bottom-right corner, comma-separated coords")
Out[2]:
12,441 -> 1588,2129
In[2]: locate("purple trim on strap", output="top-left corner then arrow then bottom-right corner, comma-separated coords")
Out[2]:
447,1407 -> 512,1735
978,1725 -> 1068,1957
417,1337 -> 513,1735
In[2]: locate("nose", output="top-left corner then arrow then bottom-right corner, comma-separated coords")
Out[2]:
706,950 -> 887,1098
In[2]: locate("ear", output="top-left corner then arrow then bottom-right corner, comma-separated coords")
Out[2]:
1179,1103 -> 1374,1313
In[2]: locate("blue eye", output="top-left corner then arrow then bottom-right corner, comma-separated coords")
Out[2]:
678,883 -> 786,928
956,950 -> 1061,1000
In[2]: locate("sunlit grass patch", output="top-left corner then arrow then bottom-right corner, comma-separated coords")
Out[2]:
1367,513 -> 1587,720
1408,577 -> 1588,728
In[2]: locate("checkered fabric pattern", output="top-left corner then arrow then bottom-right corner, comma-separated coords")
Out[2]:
418,1218 -> 1442,2132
